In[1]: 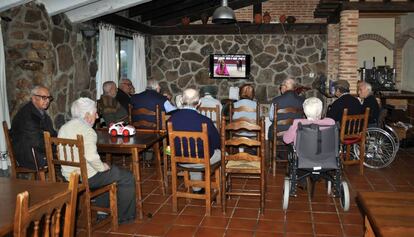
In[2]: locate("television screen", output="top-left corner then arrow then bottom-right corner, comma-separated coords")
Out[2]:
209,54 -> 250,79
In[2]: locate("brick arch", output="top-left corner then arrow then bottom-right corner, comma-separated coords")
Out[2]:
396,28 -> 414,49
358,33 -> 394,50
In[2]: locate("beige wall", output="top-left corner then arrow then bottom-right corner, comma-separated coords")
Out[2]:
358,18 -> 394,67
401,13 -> 414,92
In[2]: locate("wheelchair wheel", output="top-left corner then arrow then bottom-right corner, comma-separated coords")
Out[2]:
352,128 -> 397,169
283,177 -> 290,210
340,181 -> 350,211
384,124 -> 400,151
326,180 -> 332,195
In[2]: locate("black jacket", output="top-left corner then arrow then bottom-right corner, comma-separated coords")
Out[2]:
362,95 -> 379,125
327,93 -> 363,123
10,102 -> 57,170
116,89 -> 131,111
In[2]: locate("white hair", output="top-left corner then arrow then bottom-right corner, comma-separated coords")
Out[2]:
71,97 -> 96,119
146,79 -> 160,90
103,81 -> 115,94
303,97 -> 323,121
181,88 -> 200,107
282,78 -> 296,90
30,85 -> 48,96
363,81 -> 372,94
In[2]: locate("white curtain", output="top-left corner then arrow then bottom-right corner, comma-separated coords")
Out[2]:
131,34 -> 147,94
0,18 -> 11,163
96,24 -> 117,99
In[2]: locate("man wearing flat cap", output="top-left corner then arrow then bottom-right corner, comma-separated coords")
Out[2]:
326,80 -> 363,123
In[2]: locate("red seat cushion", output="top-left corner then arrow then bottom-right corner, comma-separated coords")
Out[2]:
342,137 -> 361,145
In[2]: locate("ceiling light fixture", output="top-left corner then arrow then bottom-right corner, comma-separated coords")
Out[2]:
212,0 -> 236,24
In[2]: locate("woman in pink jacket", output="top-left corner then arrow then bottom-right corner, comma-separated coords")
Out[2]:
283,97 -> 335,145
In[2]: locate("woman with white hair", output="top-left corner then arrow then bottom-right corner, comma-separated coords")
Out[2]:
283,97 -> 335,145
58,97 -> 136,223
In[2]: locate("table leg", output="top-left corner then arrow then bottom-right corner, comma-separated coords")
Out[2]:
153,142 -> 166,195
131,148 -> 143,219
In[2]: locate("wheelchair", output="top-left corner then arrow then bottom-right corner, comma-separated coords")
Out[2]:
350,109 -> 399,169
283,123 -> 350,211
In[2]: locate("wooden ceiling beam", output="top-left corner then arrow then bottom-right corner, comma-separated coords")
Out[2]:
150,0 -> 266,25
128,0 -> 184,18
97,14 -> 152,34
343,2 -> 414,13
141,0 -> 212,22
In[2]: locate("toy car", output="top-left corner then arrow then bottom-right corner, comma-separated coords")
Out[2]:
108,122 -> 136,136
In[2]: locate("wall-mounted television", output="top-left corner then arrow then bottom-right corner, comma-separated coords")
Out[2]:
209,54 -> 251,79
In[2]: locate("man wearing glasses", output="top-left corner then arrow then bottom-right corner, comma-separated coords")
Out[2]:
11,85 -> 57,170
116,78 -> 135,111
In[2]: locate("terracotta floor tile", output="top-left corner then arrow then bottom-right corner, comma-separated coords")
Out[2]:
228,218 -> 257,230
174,214 -> 204,226
181,205 -> 206,216
259,209 -> 285,221
286,211 -> 312,223
256,220 -> 284,233
285,233 -> 314,237
255,231 -> 285,237
147,213 -> 178,224
314,223 -> 342,236
233,208 -> 259,219
311,203 -> 338,213
339,213 -> 364,225
165,225 -> 197,237
285,222 -> 313,234
342,224 -> 364,237
225,229 -> 254,237
313,213 -> 340,223
135,223 -> 170,236
201,216 -> 230,228
111,221 -> 143,235
194,227 -> 226,237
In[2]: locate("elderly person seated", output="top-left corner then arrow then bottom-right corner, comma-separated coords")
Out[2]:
98,81 -> 128,125
232,84 -> 257,137
358,81 -> 379,126
58,97 -> 136,223
283,97 -> 335,145
168,88 -> 221,194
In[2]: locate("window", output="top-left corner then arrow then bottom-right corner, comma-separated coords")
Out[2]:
117,36 -> 133,80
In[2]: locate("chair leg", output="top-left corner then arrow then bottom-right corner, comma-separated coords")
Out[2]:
215,169 -> 221,205
171,164 -> 178,213
221,167 -> 226,213
359,141 -> 365,175
109,184 -> 118,231
105,153 -> 112,165
345,145 -> 351,162
37,170 -> 46,181
85,197 -> 93,237
205,175 -> 211,216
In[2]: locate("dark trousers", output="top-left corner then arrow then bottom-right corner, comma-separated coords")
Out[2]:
88,165 -> 136,223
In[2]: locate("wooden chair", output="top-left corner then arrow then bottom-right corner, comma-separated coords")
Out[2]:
340,108 -> 370,175
128,104 -> 167,192
198,105 -> 221,131
2,121 -> 46,181
270,104 -> 303,176
13,172 -> 79,237
128,104 -> 160,131
44,132 -> 118,237
221,117 -> 266,213
167,121 -> 221,216
229,103 -> 259,124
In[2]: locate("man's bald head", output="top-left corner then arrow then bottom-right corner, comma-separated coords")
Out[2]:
281,78 -> 296,93
181,88 -> 200,108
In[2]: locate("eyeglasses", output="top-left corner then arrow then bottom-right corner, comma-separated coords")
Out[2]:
33,94 -> 54,101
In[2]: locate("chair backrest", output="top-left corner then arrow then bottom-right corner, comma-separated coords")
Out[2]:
13,172 -> 79,237
221,118 -> 265,165
229,102 -> 260,124
128,104 -> 161,131
2,121 -> 18,178
273,104 -> 304,139
340,108 -> 370,141
295,123 -> 339,169
198,105 -> 221,131
44,131 -> 89,191
167,121 -> 211,168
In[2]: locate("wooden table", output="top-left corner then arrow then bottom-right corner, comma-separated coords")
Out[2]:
357,191 -> 414,237
0,177 -> 68,236
96,130 -> 166,219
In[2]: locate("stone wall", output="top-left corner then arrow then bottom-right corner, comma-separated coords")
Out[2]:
2,2 -> 97,128
150,34 -> 327,103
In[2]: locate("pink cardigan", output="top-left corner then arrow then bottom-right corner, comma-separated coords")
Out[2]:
283,118 -> 336,145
